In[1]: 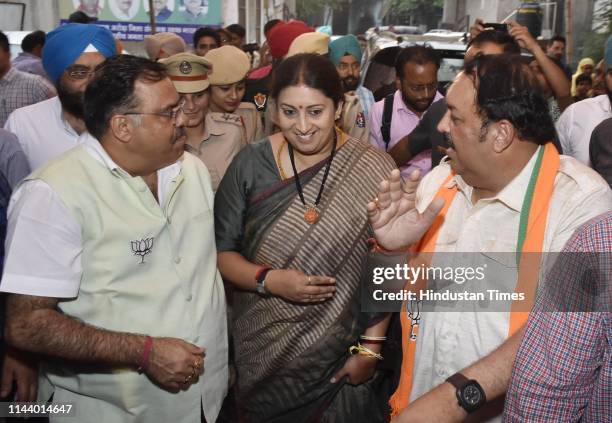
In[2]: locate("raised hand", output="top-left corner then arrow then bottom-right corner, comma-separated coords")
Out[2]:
145,337 -> 205,392
507,21 -> 539,52
368,169 -> 444,251
265,269 -> 336,303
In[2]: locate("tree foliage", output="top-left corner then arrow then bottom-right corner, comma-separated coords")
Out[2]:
581,0 -> 612,63
296,0 -> 346,22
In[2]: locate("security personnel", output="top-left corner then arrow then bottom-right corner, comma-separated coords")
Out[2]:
204,45 -> 264,144
243,20 -> 314,127
339,91 -> 370,141
161,52 -> 246,191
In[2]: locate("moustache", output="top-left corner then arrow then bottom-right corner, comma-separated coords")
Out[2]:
443,132 -> 455,150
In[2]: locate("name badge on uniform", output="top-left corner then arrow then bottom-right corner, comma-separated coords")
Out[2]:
254,93 -> 267,110
356,111 -> 366,128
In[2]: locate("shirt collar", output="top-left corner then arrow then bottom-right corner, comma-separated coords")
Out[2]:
81,132 -> 182,179
1,67 -> 17,83
204,113 -> 227,137
52,97 -> 80,138
451,145 -> 542,212
596,94 -> 612,113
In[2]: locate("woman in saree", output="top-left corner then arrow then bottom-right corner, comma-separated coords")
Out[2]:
214,53 -> 402,422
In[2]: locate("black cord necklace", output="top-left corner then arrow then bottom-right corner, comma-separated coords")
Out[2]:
287,130 -> 338,224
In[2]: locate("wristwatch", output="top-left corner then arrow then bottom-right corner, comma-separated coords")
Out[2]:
255,267 -> 273,296
445,373 -> 486,413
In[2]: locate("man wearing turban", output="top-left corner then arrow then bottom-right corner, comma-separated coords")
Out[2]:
329,34 -> 375,120
4,23 -> 116,171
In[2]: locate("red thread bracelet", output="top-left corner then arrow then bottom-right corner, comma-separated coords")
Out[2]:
367,238 -> 411,254
360,339 -> 385,345
138,336 -> 153,373
254,265 -> 272,282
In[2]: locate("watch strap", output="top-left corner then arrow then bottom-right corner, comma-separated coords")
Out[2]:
445,372 -> 470,390
255,266 -> 272,295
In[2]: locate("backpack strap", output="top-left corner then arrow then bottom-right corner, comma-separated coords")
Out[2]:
380,93 -> 395,151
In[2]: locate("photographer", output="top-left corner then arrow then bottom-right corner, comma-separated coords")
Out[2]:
472,19 -> 572,116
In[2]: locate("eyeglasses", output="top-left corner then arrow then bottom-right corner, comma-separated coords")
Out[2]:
66,65 -> 97,81
404,82 -> 438,94
124,99 -> 186,122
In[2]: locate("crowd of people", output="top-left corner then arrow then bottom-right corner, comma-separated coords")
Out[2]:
0,14 -> 610,423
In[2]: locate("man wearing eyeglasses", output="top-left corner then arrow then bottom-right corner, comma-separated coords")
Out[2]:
1,54 -> 228,423
4,23 -> 116,171
369,45 -> 443,178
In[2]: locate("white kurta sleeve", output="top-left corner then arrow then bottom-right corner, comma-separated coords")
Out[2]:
1,180 -> 82,297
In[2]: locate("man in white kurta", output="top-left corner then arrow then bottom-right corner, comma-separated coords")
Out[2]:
1,55 -> 227,423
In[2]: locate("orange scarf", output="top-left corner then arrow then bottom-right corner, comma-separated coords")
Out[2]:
389,143 -> 560,415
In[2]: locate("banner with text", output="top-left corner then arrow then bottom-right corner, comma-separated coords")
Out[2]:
59,0 -> 222,43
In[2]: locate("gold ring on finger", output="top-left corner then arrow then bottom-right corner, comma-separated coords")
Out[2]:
184,375 -> 192,384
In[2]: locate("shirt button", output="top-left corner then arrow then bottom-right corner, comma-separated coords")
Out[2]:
175,257 -> 182,264
186,294 -> 193,301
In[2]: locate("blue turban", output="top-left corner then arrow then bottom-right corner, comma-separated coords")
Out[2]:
329,35 -> 362,66
42,23 -> 116,82
606,35 -> 612,67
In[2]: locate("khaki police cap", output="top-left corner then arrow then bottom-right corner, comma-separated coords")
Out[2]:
204,45 -> 251,85
160,52 -> 212,93
144,32 -> 186,60
286,32 -> 330,58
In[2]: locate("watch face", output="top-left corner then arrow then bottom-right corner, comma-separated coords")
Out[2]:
463,385 -> 482,406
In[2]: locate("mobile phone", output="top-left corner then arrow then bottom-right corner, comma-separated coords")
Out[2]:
482,22 -> 508,33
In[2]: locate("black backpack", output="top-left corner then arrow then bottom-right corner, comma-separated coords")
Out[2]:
380,93 -> 395,151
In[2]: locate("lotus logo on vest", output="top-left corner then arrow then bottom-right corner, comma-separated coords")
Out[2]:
131,238 -> 154,264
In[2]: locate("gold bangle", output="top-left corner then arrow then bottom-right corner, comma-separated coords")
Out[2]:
348,342 -> 383,360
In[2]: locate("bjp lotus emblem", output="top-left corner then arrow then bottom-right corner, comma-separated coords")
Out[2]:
131,237 -> 154,264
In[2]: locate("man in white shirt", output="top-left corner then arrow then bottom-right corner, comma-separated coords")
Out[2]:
4,24 -> 116,170
369,54 -> 611,423
1,55 -> 227,422
556,36 -> 612,166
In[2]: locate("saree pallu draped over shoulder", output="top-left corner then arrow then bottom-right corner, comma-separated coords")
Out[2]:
231,137 -> 396,423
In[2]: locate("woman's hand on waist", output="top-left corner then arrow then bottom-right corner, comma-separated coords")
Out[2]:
265,269 -> 335,303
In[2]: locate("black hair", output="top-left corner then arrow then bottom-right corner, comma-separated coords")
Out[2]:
271,53 -> 343,107
0,31 -> 8,53
225,24 -> 246,39
576,73 -> 593,85
193,26 -> 220,48
264,19 -> 281,37
21,30 -> 46,53
394,45 -> 440,78
463,54 -> 555,145
84,55 -> 167,140
467,30 -> 521,55
548,35 -> 566,46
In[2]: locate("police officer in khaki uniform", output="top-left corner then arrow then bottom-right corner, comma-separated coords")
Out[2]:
204,45 -> 264,144
161,52 -> 246,191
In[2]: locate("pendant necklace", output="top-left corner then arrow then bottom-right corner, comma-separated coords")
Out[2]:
287,130 -> 338,224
